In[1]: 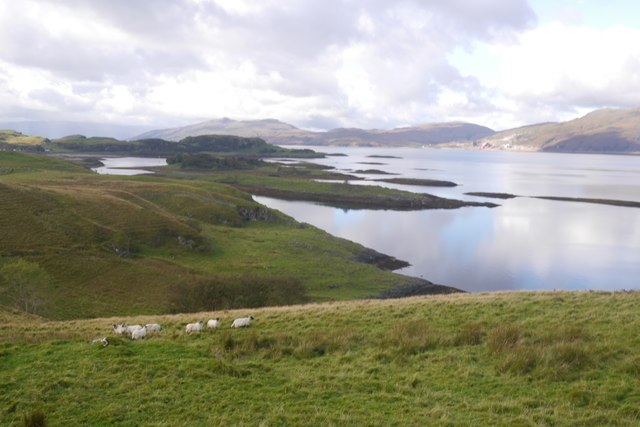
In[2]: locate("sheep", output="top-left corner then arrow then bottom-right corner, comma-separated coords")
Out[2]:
131,326 -> 147,340
145,323 -> 162,333
185,321 -> 204,334
126,324 -> 143,334
91,337 -> 109,347
231,316 -> 254,328
207,318 -> 221,329
112,323 -> 128,335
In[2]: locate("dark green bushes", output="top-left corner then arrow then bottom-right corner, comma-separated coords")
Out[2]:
167,153 -> 265,170
170,274 -> 308,313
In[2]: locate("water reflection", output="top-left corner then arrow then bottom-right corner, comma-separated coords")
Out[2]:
255,148 -> 640,292
92,157 -> 167,175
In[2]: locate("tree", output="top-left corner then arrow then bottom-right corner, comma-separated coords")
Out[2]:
0,259 -> 49,314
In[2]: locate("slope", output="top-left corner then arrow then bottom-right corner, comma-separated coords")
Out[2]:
481,108 -> 640,153
1,291 -> 639,425
0,152 -> 445,319
132,118 -> 495,146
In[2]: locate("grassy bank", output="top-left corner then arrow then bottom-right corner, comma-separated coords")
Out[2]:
1,291 -> 639,425
1,152 -> 444,320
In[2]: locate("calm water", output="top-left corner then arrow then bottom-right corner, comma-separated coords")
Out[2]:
257,147 -> 640,292
92,157 -> 167,175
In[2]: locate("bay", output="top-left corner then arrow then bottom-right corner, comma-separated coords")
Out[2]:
92,157 -> 167,175
256,147 -> 640,292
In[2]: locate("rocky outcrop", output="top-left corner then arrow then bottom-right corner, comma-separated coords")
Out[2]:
352,248 -> 410,271
374,279 -> 463,298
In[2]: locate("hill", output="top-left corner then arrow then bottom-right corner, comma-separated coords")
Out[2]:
0,152 -> 452,319
1,291 -> 639,425
133,118 -> 495,147
134,108 -> 640,153
0,129 -> 48,151
134,118 -> 317,144
479,108 -> 640,153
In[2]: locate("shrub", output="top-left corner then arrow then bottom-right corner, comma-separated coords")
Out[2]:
169,274 -> 308,313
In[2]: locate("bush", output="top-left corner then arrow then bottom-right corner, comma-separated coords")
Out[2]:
169,274 -> 308,313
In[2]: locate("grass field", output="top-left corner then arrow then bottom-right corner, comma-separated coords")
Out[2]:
2,291 -> 640,425
0,152 -> 424,319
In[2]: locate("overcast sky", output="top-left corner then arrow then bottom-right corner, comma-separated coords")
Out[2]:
1,0 -> 639,131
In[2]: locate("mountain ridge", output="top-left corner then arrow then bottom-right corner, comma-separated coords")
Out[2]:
4,107 -> 640,154
134,118 -> 495,147
132,108 -> 640,153
476,108 -> 640,153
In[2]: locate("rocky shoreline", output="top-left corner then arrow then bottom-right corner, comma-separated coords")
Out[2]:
373,279 -> 463,298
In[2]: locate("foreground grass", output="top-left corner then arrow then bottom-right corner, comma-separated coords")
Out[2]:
2,291 -> 640,425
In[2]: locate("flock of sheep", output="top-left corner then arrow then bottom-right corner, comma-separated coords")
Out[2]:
91,315 -> 255,345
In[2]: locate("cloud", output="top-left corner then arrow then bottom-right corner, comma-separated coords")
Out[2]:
477,22 -> 640,126
0,0 -> 553,130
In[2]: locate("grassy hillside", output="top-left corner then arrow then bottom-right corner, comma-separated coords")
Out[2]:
134,118 -> 315,145
48,134 -> 319,157
133,117 -> 495,146
0,130 -> 48,152
1,291 -> 639,425
0,152 -> 432,320
481,108 -> 640,153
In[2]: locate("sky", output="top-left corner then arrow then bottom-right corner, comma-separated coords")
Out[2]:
1,0 -> 639,132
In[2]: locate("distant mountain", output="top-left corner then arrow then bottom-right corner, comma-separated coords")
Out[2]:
133,118 -> 495,147
315,122 -> 495,146
0,121 -> 155,140
134,118 -> 316,144
478,108 -> 640,153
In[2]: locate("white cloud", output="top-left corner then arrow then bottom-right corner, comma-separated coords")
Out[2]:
485,22 -> 640,125
17,0 -> 632,132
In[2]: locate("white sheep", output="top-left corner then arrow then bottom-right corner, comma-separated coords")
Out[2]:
207,318 -> 221,329
126,324 -> 143,334
131,326 -> 147,340
185,321 -> 204,334
91,337 -> 109,347
112,323 -> 128,335
231,316 -> 254,328
145,323 -> 162,333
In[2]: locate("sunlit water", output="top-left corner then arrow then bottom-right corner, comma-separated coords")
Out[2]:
257,147 -> 640,292
92,157 -> 167,175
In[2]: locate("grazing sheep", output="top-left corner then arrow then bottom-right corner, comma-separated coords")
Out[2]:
231,316 -> 254,328
91,337 -> 109,347
185,321 -> 204,334
126,324 -> 143,334
207,318 -> 221,329
131,326 -> 147,340
112,324 -> 128,335
145,323 -> 162,333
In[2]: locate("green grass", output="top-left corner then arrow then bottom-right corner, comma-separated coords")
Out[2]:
0,130 -> 47,146
1,291 -> 640,425
0,152 -> 419,319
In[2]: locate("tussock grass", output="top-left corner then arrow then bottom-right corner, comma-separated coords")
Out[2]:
2,291 -> 639,425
